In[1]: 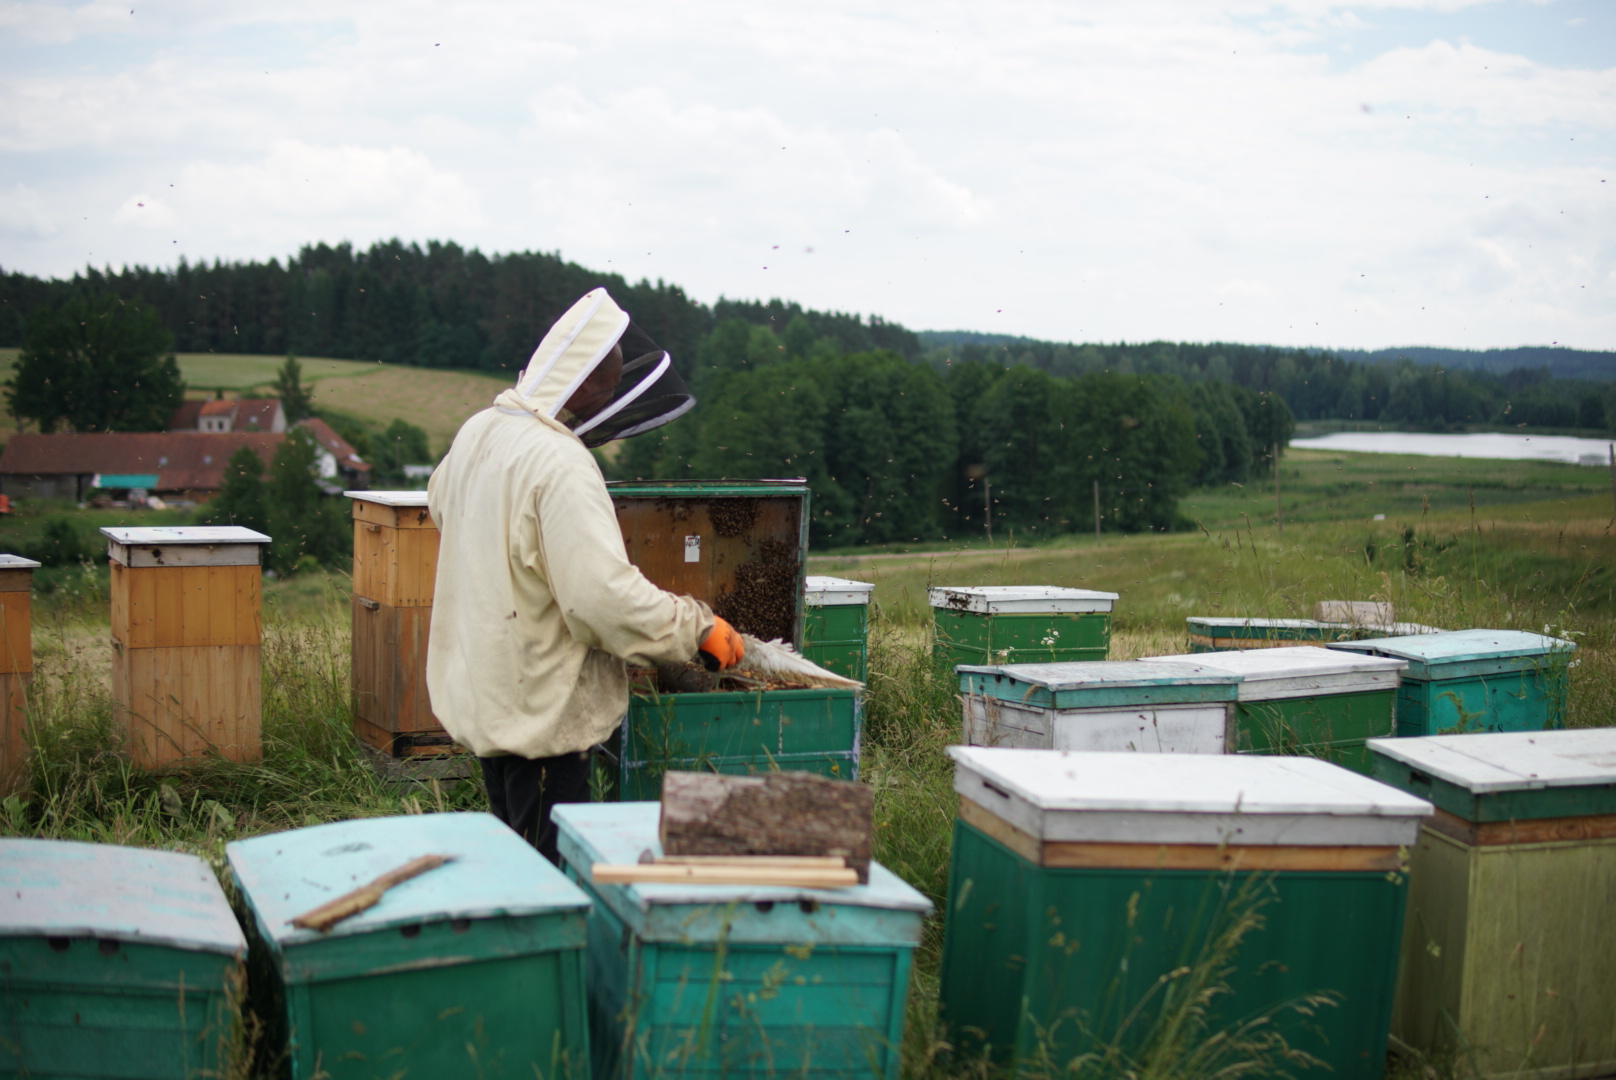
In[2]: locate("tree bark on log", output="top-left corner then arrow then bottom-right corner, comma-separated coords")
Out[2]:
659,771 -> 874,883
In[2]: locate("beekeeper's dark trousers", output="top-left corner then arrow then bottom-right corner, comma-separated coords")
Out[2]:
479,750 -> 593,865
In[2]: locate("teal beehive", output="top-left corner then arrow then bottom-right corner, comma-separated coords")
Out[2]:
0,838 -> 247,1079
554,801 -> 931,1079
803,575 -> 875,682
958,660 -> 1241,753
1329,629 -> 1574,736
931,586 -> 1118,668
1140,645 -> 1407,773
939,747 -> 1432,1078
227,812 -> 592,1080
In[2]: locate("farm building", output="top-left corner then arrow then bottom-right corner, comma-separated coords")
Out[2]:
168,397 -> 287,434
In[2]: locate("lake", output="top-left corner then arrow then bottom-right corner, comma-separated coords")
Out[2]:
1290,431 -> 1615,467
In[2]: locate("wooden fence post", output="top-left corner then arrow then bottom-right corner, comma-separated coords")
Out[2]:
0,555 -> 39,794
104,526 -> 269,768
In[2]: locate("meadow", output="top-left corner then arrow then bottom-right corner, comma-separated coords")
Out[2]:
3,448 -> 1614,1078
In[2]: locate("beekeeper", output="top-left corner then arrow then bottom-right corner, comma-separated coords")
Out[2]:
427,288 -> 743,862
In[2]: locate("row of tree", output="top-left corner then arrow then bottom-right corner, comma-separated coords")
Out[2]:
919,336 -> 1616,433
615,318 -> 1293,546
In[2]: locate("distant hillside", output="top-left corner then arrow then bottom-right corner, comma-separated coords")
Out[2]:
1333,346 -> 1616,381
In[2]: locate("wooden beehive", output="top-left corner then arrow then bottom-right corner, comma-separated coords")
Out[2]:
346,491 -> 450,757
228,812 -> 592,1080
939,748 -> 1432,1078
930,586 -> 1118,669
958,659 -> 1240,753
0,554 -> 39,794
802,575 -> 874,682
104,526 -> 269,767
1369,730 -> 1616,1076
555,801 -> 931,1080
1140,645 -> 1407,774
0,838 -> 247,1079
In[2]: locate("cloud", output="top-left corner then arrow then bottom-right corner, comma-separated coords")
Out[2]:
0,182 -> 56,239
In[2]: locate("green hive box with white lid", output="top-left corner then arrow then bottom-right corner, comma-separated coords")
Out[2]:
0,839 -> 247,1080
1139,645 -> 1407,773
930,586 -> 1118,669
1186,616 -> 1442,653
802,575 -> 874,683
1329,629 -> 1575,737
1367,729 -> 1616,1078
938,747 -> 1432,1078
608,481 -> 860,798
227,812 -> 592,1080
957,659 -> 1241,753
554,801 -> 932,1080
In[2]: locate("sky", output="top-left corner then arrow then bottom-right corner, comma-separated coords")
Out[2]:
1,0 -> 1612,351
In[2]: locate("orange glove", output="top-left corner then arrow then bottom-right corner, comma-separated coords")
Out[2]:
699,617 -> 745,670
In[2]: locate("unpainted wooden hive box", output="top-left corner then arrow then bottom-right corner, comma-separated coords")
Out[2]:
1141,645 -> 1407,774
958,659 -> 1241,754
0,553 -> 39,794
1368,729 -> 1616,1076
607,481 -> 861,798
938,748 -> 1431,1079
0,838 -> 247,1079
227,812 -> 592,1080
554,801 -> 931,1080
929,586 -> 1117,670
1331,629 -> 1575,737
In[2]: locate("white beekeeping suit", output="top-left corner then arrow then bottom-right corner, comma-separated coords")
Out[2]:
426,288 -> 710,759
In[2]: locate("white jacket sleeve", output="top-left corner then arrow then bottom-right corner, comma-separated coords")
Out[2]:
523,455 -> 712,666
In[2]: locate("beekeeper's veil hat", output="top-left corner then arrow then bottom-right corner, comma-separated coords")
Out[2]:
494,287 -> 694,447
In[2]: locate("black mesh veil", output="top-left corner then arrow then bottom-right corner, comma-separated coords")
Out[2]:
568,321 -> 695,448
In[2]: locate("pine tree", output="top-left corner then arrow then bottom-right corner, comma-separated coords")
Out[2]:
274,353 -> 314,422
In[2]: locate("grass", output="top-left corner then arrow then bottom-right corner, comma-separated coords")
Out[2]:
3,450 -> 1614,1077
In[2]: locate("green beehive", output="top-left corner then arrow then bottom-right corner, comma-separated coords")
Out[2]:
803,575 -> 874,682
608,481 -> 860,798
227,812 -> 592,1080
1188,617 -> 1442,653
0,839 -> 247,1080
1140,645 -> 1407,773
958,660 -> 1241,753
939,747 -> 1431,1077
1368,730 -> 1616,1077
930,586 -> 1118,669
554,801 -> 931,1079
1329,629 -> 1575,736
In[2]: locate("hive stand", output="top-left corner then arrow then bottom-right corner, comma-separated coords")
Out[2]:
0,838 -> 247,1079
1369,730 -> 1616,1078
939,748 -> 1432,1079
555,801 -> 931,1080
346,492 -> 467,778
930,586 -> 1118,669
958,659 -> 1240,753
0,554 -> 39,794
104,526 -> 269,767
227,812 -> 592,1080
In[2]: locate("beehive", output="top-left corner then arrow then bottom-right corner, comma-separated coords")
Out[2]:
1329,629 -> 1575,737
1188,616 -> 1444,652
0,553 -> 39,794
554,801 -> 931,1080
939,748 -> 1431,1077
227,812 -> 592,1080
607,481 -> 861,796
346,490 -> 452,757
104,526 -> 269,767
1140,645 -> 1406,773
958,660 -> 1241,753
802,575 -> 874,682
930,586 -> 1117,669
1368,730 -> 1616,1077
0,838 -> 247,1079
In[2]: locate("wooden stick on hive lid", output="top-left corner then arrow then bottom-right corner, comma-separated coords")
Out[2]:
659,770 -> 874,883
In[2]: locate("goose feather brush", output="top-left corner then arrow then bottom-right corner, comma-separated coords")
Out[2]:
733,634 -> 864,690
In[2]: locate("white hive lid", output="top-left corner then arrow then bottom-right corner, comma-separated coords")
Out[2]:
929,585 -> 1119,614
1367,729 -> 1616,794
100,526 -> 270,546
345,490 -> 430,507
0,555 -> 41,570
949,746 -> 1431,847
1140,645 -> 1405,700
804,575 -> 874,606
0,839 -> 247,956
